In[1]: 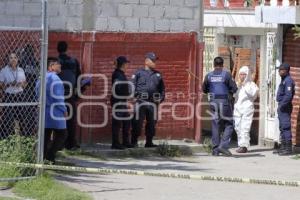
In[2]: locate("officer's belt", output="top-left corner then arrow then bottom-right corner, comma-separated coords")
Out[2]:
209,94 -> 229,99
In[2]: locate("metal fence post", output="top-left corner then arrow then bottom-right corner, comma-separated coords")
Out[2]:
37,0 -> 48,165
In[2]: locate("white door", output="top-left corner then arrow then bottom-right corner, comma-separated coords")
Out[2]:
265,32 -> 280,141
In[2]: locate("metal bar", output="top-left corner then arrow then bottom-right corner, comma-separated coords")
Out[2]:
199,0 -> 204,42
0,102 -> 40,107
37,0 -> 48,167
0,26 -> 42,31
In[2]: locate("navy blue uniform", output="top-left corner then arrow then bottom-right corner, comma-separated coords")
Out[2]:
58,53 -> 81,149
111,68 -> 131,146
202,69 -> 238,152
131,68 -> 165,145
276,74 -> 295,142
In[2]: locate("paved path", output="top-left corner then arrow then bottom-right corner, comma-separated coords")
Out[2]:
57,146 -> 300,200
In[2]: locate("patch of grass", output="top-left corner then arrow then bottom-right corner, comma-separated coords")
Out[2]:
0,197 -> 19,200
13,173 -> 91,200
292,154 -> 300,160
0,135 -> 37,187
58,149 -> 106,160
156,141 -> 192,157
202,137 -> 213,154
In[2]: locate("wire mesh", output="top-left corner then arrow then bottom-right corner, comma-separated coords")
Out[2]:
0,1 -> 46,183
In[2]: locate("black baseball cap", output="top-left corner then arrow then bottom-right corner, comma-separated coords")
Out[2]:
276,63 -> 290,70
116,56 -> 130,66
145,52 -> 159,62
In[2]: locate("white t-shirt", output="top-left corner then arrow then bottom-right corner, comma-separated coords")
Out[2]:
0,65 -> 26,94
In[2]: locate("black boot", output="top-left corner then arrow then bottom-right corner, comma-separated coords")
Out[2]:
279,140 -> 293,156
111,143 -> 125,150
273,141 -> 285,154
145,136 -> 157,148
131,136 -> 138,148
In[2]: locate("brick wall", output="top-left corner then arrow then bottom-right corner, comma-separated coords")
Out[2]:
48,32 -> 203,143
282,27 -> 300,146
0,0 -> 200,33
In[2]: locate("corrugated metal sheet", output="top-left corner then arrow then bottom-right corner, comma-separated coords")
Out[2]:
282,27 -> 300,145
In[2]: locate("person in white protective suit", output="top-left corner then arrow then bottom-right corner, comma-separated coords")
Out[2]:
234,66 -> 259,153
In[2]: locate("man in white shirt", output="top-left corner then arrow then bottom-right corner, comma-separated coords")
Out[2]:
0,52 -> 27,138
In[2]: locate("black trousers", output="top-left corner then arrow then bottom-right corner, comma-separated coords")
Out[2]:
111,104 -> 130,145
64,97 -> 78,149
0,93 -> 26,139
44,128 -> 67,163
131,101 -> 158,144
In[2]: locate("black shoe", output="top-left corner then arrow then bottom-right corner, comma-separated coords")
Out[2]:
145,143 -> 158,148
111,144 -> 125,150
279,140 -> 293,156
212,150 -> 219,156
273,141 -> 285,154
123,143 -> 135,148
218,147 -> 232,156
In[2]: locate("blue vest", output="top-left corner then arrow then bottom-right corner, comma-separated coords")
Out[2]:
208,70 -> 229,97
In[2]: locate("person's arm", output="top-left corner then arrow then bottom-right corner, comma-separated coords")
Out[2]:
202,74 -> 209,94
0,70 -> 5,91
131,71 -> 139,98
113,78 -> 128,98
227,72 -> 238,94
158,76 -> 165,103
52,76 -> 67,114
244,82 -> 259,100
280,79 -> 294,110
35,79 -> 41,101
75,59 -> 81,89
18,68 -> 27,89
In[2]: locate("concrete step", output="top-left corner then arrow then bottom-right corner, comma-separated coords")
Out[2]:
74,140 -> 205,158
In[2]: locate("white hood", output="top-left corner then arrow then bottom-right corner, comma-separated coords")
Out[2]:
234,66 -> 259,115
239,66 -> 252,85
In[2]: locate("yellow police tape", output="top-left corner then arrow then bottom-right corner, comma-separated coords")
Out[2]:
1,162 -> 300,188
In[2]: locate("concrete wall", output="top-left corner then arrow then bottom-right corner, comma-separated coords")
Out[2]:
0,0 -> 200,33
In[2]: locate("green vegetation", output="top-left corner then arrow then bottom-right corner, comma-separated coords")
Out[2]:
13,173 -> 91,200
292,154 -> 300,160
156,141 -> 193,157
202,137 -> 213,154
0,135 -> 36,187
0,197 -> 19,200
293,25 -> 300,39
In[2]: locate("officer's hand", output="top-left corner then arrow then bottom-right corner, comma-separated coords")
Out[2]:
64,112 -> 68,118
131,98 -> 137,104
127,102 -> 134,114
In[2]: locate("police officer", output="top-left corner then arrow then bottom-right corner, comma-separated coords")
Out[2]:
131,52 -> 165,148
275,63 -> 295,156
111,56 -> 134,149
57,41 -> 81,150
202,57 -> 238,156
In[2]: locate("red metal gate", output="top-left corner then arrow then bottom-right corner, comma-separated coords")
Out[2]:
48,32 -> 203,144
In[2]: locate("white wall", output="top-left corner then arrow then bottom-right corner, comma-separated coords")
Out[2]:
0,0 -> 201,33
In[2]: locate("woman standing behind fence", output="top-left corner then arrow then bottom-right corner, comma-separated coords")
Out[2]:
234,66 -> 259,153
0,52 -> 27,138
20,44 -> 40,136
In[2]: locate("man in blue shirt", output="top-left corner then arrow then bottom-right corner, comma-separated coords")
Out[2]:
202,57 -> 238,156
275,63 -> 295,156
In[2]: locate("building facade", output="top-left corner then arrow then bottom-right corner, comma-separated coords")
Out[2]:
256,0 -> 300,149
0,0 -> 204,144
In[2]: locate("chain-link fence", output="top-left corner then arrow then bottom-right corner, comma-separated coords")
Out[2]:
0,0 -> 47,184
